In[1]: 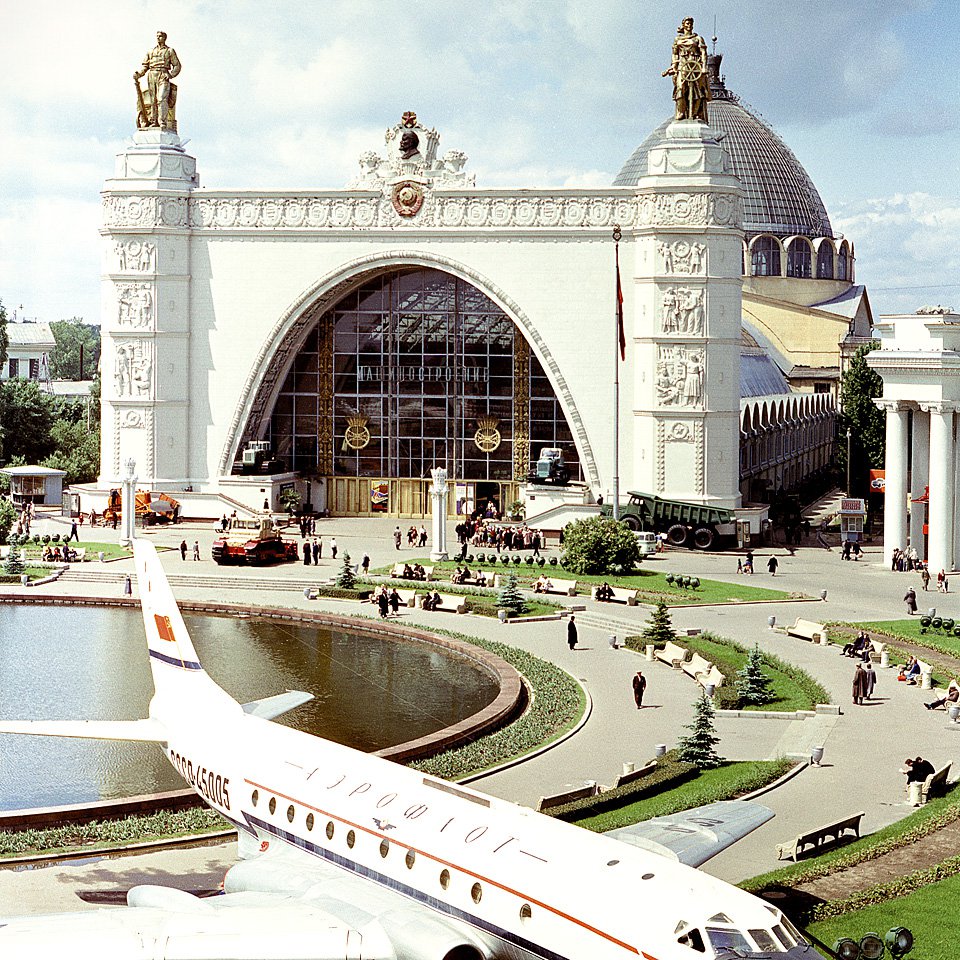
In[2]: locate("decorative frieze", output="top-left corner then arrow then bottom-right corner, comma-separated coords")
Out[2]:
638,192 -> 742,229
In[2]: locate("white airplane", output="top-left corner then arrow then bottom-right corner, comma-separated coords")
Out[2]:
0,540 -> 823,960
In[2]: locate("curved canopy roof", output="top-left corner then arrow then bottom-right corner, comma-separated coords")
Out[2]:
615,54 -> 833,240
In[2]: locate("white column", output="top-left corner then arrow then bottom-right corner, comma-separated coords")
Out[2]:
910,407 -> 929,555
923,402 -> 955,575
121,457 -> 137,546
429,467 -> 449,562
878,400 -> 908,568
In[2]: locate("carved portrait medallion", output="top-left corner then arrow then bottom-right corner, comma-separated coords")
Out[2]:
391,181 -> 425,218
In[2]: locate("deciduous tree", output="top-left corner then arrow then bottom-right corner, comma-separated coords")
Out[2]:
561,516 -> 641,575
839,342 -> 884,494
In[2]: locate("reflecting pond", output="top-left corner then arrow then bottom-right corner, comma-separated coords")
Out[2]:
0,606 -> 498,810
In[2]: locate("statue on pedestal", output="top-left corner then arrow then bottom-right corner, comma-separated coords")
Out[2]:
662,17 -> 711,123
134,31 -> 181,131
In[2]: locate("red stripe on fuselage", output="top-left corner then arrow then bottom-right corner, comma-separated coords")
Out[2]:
244,777 -> 640,956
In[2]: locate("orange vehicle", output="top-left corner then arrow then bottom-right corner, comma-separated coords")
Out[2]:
101,489 -> 181,527
211,517 -> 299,565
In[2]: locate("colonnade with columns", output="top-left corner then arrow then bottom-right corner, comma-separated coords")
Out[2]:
877,399 -> 957,573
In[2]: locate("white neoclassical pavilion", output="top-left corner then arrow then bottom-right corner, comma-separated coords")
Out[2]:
868,307 -> 960,572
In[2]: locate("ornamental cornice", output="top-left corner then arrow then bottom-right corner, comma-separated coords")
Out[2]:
101,189 -> 744,232
918,401 -> 960,415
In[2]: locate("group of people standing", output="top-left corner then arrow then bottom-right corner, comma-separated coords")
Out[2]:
302,537 -> 336,565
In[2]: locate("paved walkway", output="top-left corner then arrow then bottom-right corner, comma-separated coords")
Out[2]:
2,513 -> 958,912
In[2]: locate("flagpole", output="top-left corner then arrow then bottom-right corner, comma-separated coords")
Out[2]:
613,224 -> 622,521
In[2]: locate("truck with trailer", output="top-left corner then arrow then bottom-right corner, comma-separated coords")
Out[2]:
602,491 -> 737,550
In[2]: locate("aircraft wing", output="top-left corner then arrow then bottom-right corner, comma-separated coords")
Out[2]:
604,799 -> 774,866
241,690 -> 313,720
0,719 -> 167,741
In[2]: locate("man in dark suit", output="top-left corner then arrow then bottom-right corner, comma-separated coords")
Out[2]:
567,615 -> 578,650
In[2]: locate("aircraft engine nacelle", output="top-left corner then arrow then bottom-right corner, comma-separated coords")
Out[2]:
380,908 -> 494,960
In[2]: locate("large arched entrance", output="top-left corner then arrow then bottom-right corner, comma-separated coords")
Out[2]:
244,266 -> 584,518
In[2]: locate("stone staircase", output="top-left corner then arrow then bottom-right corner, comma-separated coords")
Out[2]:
573,608 -> 646,637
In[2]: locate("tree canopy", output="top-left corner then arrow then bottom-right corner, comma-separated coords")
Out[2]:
838,341 -> 884,495
50,319 -> 100,381
561,516 -> 642,575
0,301 -> 8,372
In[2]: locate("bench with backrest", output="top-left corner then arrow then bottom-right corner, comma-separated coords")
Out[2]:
698,665 -> 726,690
453,571 -> 494,588
391,563 -> 433,581
538,579 -> 577,597
655,641 -> 689,668
775,811 -> 864,861
416,592 -> 467,614
536,782 -> 600,813
787,618 -> 827,643
610,760 -> 658,790
921,762 -> 952,803
591,585 -> 640,606
683,653 -> 713,681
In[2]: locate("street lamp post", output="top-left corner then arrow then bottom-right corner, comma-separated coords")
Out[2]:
846,427 -> 852,494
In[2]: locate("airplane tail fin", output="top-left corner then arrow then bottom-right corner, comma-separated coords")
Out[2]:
132,539 -> 240,718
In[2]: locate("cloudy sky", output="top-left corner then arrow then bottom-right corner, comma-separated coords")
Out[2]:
2,0 -> 957,325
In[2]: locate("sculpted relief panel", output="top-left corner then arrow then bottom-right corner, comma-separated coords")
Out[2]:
115,239 -> 156,272
660,286 -> 704,335
656,345 -> 704,408
658,239 -> 705,274
116,283 -> 154,329
114,340 -> 153,399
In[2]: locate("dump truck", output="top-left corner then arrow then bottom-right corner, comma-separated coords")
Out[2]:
602,491 -> 737,550
526,447 -> 571,486
211,517 -> 300,566
101,489 -> 180,527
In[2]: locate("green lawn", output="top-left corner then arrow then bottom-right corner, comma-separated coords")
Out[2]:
853,619 -> 960,659
572,759 -> 791,832
807,874 -> 960,960
679,635 -> 818,712
20,540 -> 133,561
397,558 -> 794,606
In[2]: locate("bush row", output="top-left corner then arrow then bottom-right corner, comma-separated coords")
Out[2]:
544,750 -> 699,821
315,585 -> 374,601
409,631 -> 584,781
804,853 -> 960,922
0,807 -> 227,857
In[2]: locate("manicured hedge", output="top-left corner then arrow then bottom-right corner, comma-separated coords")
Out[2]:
0,807 -> 227,857
544,750 -> 698,820
315,585 -> 374,601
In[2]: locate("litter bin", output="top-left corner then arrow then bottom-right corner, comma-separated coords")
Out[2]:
645,643 -> 655,661
909,781 -> 923,807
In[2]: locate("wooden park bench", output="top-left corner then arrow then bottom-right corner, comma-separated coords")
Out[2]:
539,579 -> 578,597
591,585 -> 640,606
698,665 -> 726,690
683,653 -> 713,682
921,762 -> 952,803
453,570 -> 494,587
787,618 -> 827,643
536,782 -> 600,813
655,641 -> 689,669
776,811 -> 864,861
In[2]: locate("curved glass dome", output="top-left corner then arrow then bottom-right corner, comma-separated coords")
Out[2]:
615,54 -> 832,239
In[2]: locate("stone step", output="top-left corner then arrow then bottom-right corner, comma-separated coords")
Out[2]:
59,570 -> 332,593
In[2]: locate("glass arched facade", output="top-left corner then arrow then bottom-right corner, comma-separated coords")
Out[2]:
267,268 -> 581,516
816,242 -> 835,279
786,238 -> 812,278
750,237 -> 781,277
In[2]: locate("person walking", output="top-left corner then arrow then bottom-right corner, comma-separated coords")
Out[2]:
389,589 -> 401,616
852,662 -> 868,705
377,588 -> 389,619
192,540 -> 200,561
302,540 -> 311,566
863,661 -> 877,700
330,537 -> 338,559
567,615 -> 578,650
68,520 -> 79,542
361,553 -> 370,575
921,566 -> 931,591
904,586 -> 918,615
744,550 -> 754,574
179,539 -> 188,561
394,526 -> 402,550
632,670 -> 647,709
311,538 -> 320,564
767,555 -> 779,576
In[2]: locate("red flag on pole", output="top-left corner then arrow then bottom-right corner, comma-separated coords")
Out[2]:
615,243 -> 625,361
